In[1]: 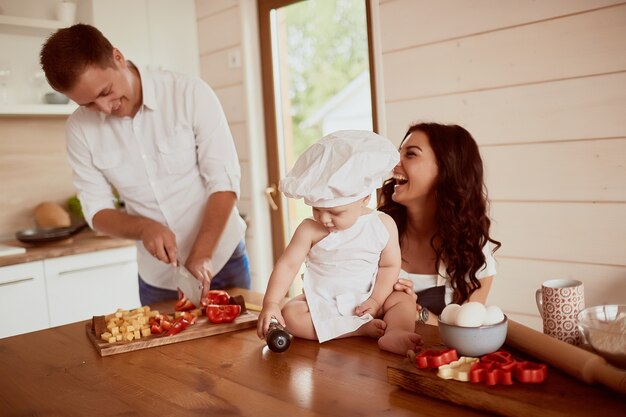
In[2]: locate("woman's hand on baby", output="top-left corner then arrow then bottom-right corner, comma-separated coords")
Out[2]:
256,302 -> 284,339
394,278 -> 417,301
355,297 -> 380,316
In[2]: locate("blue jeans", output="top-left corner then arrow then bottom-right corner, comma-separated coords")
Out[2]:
138,240 -> 251,305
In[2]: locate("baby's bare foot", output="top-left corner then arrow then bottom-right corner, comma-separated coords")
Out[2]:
355,319 -> 386,338
378,330 -> 422,355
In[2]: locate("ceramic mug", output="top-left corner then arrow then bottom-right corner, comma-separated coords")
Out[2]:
535,279 -> 585,345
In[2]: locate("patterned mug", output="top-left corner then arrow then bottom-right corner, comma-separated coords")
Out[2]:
535,279 -> 585,345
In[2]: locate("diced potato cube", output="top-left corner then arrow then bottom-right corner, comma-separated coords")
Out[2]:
141,327 -> 151,337
134,330 -> 141,339
116,334 -> 122,341
126,325 -> 135,333
100,331 -> 112,341
124,332 -> 134,341
111,326 -> 119,335
108,336 -> 117,343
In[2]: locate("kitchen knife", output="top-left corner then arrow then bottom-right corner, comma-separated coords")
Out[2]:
174,264 -> 203,307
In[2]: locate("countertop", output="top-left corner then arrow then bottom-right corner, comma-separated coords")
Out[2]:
0,228 -> 135,267
1,289 -> 623,417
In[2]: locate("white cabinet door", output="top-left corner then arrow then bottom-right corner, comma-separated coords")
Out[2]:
45,246 -> 140,327
86,0 -> 199,75
0,261 -> 49,338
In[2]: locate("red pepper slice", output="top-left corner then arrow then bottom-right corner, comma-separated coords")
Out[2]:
175,294 -> 197,312
206,304 -> 241,323
165,316 -> 191,336
205,290 -> 230,306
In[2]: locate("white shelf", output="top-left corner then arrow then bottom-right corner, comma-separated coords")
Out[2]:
0,103 -> 78,116
0,14 -> 65,34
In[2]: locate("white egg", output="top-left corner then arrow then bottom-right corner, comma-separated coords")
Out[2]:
456,302 -> 487,327
482,305 -> 505,325
440,304 -> 461,325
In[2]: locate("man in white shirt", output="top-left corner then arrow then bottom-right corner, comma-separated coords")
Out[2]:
40,24 -> 251,305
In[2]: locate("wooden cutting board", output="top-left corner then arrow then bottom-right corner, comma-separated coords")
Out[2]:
387,327 -> 625,417
86,311 -> 258,356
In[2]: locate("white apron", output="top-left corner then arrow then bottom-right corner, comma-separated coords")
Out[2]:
303,211 -> 390,342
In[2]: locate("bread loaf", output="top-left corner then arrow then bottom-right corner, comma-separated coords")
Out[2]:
34,202 -> 71,228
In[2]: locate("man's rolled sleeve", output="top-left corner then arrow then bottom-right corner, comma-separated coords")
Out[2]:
66,119 -> 117,228
192,80 -> 241,197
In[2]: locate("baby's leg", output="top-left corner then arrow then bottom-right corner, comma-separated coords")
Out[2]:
378,291 -> 422,355
281,293 -> 317,340
342,318 -> 386,339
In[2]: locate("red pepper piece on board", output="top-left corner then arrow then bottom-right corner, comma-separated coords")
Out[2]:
205,290 -> 230,306
206,304 -> 241,324
514,361 -> 548,383
165,316 -> 191,336
416,349 -> 459,369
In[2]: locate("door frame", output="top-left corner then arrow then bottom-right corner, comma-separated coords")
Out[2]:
257,0 -> 378,263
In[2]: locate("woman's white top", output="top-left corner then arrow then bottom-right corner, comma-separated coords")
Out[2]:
303,211 -> 389,342
399,242 -> 497,305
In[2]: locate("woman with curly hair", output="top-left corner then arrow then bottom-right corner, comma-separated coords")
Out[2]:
378,122 -> 501,325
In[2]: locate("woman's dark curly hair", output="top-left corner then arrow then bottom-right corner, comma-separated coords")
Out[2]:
378,123 -> 501,304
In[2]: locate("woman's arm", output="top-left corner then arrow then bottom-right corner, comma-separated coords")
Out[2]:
468,275 -> 494,304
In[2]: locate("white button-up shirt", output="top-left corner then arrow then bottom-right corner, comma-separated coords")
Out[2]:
65,66 -> 246,290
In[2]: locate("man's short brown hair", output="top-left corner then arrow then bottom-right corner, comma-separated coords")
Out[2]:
40,24 -> 116,92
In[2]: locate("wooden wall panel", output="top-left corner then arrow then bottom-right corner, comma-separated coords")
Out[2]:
379,0 -> 623,53
195,0 -> 238,19
489,257 -> 626,331
490,202 -> 625,265
384,72 -> 626,146
213,84 -> 246,123
383,4 -> 626,101
482,138 -> 626,202
197,6 -> 241,55
229,122 -> 249,162
0,118 -> 74,238
200,48 -> 244,89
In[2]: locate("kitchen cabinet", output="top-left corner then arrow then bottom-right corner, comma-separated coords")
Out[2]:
45,246 -> 139,327
0,246 -> 139,338
80,0 -> 200,76
0,261 -> 49,338
0,8 -> 77,116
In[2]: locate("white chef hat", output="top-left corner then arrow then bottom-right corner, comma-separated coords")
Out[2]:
279,130 -> 399,208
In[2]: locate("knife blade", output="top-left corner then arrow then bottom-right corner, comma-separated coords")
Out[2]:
173,264 -> 203,307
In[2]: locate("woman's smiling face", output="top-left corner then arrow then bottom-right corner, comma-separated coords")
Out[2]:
392,130 -> 439,205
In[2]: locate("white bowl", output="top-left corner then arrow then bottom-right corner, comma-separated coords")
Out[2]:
577,304 -> 626,369
438,315 -> 508,357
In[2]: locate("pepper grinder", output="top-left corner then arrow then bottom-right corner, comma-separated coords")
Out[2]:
266,318 -> 292,353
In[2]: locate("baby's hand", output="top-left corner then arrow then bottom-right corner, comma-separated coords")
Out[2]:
355,297 -> 380,317
256,303 -> 285,339
394,278 -> 417,301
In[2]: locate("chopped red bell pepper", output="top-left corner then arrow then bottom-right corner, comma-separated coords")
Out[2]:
206,304 -> 241,323
205,290 -> 230,306
175,295 -> 196,312
165,316 -> 191,336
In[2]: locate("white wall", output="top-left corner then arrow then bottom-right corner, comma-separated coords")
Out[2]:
376,0 -> 626,329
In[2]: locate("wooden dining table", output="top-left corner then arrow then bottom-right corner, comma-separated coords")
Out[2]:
0,289 -> 622,416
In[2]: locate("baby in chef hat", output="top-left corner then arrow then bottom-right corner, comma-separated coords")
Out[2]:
257,130 -> 421,355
